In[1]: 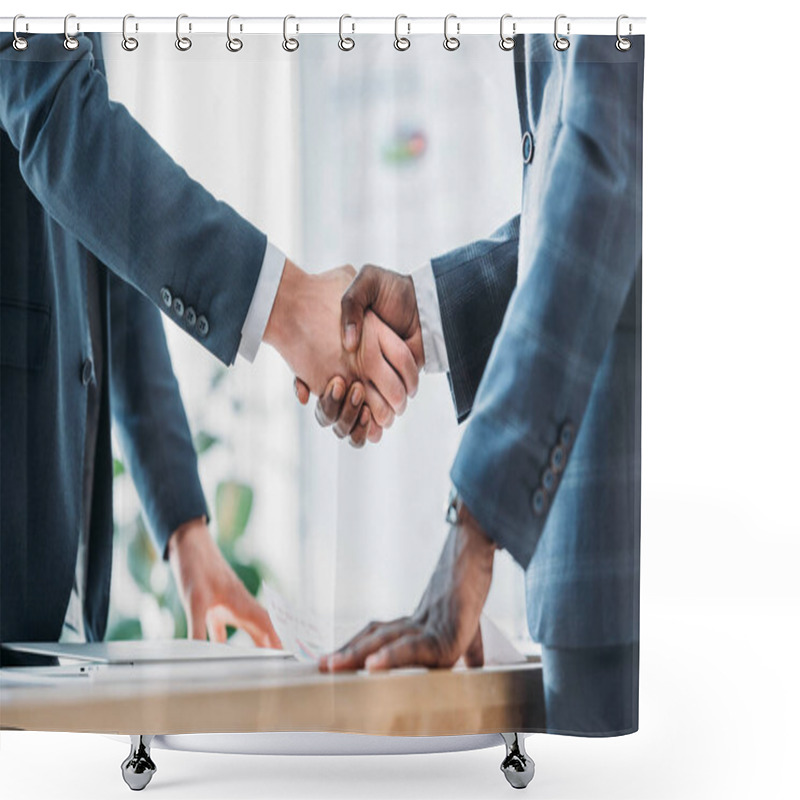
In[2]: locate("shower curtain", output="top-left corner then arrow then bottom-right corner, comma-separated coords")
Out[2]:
0,22 -> 643,740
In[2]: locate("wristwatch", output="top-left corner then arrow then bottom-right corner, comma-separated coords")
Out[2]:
445,485 -> 463,525
444,486 -> 499,553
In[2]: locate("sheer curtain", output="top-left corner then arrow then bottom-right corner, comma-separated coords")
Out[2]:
104,32 -> 532,652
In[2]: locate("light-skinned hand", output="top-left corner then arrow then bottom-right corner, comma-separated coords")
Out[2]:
265,260 -> 418,429
167,517 -> 282,648
294,263 -> 425,442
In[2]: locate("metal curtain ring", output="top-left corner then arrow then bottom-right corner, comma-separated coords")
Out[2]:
121,14 -> 139,51
12,14 -> 28,51
499,14 -> 515,51
616,14 -> 632,51
394,14 -> 410,51
443,14 -> 460,51
283,15 -> 299,52
175,14 -> 192,51
226,15 -> 243,52
554,14 -> 570,51
63,14 -> 79,50
338,14 -> 355,51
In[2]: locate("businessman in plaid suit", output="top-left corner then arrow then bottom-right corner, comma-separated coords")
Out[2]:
309,34 -> 644,736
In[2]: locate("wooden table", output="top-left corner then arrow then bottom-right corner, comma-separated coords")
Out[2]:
1,656 -> 543,790
0,657 -> 544,736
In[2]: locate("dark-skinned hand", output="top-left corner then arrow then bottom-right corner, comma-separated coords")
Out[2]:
318,501 -> 496,672
295,264 -> 424,445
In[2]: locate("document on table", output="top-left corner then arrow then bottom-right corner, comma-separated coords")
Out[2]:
3,595 -> 526,671
476,615 -> 528,666
261,582 -> 528,666
261,583 -> 330,661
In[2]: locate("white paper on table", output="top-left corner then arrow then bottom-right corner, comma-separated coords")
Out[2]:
475,614 -> 528,666
261,583 -> 331,662
261,582 -> 526,666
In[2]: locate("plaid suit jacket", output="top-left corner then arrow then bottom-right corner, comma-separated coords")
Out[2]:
0,33 -> 263,647
432,35 -> 644,648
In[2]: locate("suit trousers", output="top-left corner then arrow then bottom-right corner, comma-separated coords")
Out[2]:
541,642 -> 640,736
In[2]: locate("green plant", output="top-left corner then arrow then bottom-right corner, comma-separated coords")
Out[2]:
107,426 -> 274,642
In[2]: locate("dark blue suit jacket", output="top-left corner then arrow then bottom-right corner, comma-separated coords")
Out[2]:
0,33 -> 266,649
433,35 -> 643,648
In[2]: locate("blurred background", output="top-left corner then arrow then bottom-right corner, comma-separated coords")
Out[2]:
102,33 -> 533,654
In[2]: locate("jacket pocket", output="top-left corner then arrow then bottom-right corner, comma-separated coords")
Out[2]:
0,298 -> 51,371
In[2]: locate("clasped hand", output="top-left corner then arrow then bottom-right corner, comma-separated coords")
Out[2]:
287,264 -> 424,446
268,261 -> 423,444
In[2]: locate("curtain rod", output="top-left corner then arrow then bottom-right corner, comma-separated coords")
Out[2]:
0,16 -> 646,36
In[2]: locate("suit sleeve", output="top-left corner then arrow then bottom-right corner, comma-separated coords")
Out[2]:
108,272 -> 208,561
430,216 -> 520,422
450,38 -> 644,569
0,34 -> 266,365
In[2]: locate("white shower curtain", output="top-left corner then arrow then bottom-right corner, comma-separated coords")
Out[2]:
103,32 -> 532,653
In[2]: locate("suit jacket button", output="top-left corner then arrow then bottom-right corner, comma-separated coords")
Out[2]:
81,358 -> 94,387
173,297 -> 184,318
532,488 -> 547,517
550,444 -> 566,473
521,131 -> 534,164
541,467 -> 557,493
185,306 -> 196,326
560,421 -> 576,449
196,315 -> 209,337
160,286 -> 173,308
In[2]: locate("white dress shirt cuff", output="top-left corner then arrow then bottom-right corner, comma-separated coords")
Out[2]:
238,242 -> 287,363
411,262 -> 450,374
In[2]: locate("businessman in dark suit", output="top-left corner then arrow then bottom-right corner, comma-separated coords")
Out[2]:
0,31 -> 417,659
308,34 -> 643,736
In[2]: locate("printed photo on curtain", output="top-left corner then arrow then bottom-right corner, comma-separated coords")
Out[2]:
0,16 -> 644,792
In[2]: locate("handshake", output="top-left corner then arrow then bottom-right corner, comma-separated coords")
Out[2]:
262,259 -> 424,446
